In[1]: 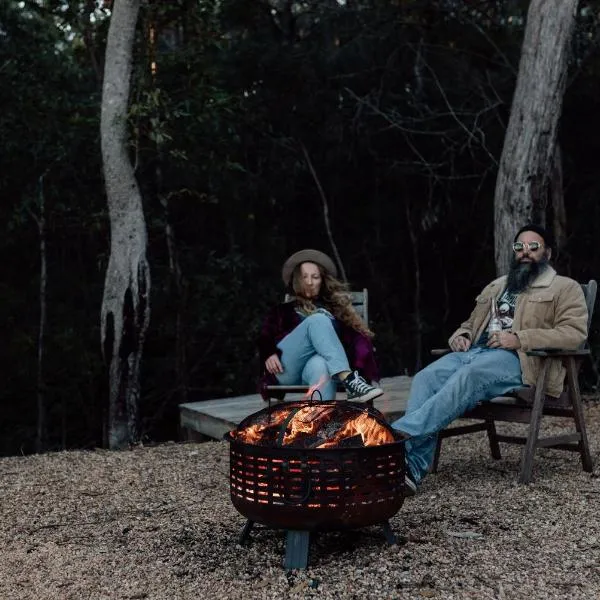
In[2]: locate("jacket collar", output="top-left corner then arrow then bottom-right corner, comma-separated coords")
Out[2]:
529,265 -> 557,288
492,265 -> 557,292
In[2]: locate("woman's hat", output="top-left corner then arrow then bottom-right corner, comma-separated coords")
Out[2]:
281,249 -> 337,285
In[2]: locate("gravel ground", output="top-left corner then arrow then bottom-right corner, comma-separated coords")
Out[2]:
2,404 -> 600,600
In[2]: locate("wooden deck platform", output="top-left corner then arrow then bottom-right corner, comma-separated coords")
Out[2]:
179,375 -> 412,440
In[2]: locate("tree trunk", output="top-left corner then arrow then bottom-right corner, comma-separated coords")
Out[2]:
494,0 -> 579,275
100,0 -> 150,450
550,145 -> 567,260
30,172 -> 48,453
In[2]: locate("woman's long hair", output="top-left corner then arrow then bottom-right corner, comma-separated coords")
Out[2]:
289,264 -> 374,338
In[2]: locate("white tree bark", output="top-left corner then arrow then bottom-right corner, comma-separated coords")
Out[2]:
100,0 -> 150,449
494,0 -> 579,275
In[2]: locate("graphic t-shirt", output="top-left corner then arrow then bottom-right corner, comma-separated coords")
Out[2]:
496,288 -> 518,330
476,289 -> 518,346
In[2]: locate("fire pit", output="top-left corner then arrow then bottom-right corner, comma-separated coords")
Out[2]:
225,400 -> 406,569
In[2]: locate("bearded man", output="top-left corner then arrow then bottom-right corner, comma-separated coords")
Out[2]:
394,224 -> 588,495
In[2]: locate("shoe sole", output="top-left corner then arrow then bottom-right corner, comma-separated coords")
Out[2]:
404,475 -> 417,497
349,388 -> 384,403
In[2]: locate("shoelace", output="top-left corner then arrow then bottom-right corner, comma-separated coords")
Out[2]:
350,377 -> 370,393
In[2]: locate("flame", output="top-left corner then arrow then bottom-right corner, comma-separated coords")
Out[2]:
304,375 -> 329,400
316,412 -> 394,448
282,406 -> 334,445
234,402 -> 395,448
231,410 -> 288,444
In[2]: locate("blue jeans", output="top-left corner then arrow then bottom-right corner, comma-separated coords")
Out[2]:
392,347 -> 523,484
275,313 -> 350,400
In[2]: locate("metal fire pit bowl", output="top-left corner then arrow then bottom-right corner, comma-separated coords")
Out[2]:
225,401 -> 406,569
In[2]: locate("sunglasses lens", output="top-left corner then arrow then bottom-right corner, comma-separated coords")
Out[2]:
513,241 -> 542,252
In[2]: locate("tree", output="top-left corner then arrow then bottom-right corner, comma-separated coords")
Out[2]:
494,0 -> 580,274
100,0 -> 151,449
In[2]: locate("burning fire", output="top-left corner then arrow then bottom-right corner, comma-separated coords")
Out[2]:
232,402 -> 395,448
313,411 -> 394,448
231,409 -> 289,446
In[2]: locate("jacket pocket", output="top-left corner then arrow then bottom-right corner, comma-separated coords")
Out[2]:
522,292 -> 555,329
526,291 -> 554,303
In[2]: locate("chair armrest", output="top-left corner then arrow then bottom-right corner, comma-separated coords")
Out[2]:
431,348 -> 451,357
525,348 -> 591,358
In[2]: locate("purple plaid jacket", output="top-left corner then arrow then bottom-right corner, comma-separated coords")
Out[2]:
258,301 -> 380,399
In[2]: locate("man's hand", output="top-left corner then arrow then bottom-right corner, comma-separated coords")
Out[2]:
265,353 -> 284,374
487,331 -> 521,350
450,335 -> 471,352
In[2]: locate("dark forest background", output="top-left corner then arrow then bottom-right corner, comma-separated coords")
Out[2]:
2,0 -> 600,456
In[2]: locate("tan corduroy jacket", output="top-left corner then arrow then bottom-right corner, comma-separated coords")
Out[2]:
448,267 -> 588,397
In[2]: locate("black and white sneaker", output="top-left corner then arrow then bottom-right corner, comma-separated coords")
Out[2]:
343,371 -> 384,403
404,472 -> 417,497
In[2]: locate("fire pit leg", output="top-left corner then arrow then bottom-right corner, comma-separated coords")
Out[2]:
284,530 -> 310,571
381,521 -> 398,545
239,519 -> 255,545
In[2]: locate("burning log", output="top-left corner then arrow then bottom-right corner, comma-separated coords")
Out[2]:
336,434 -> 365,448
232,402 -> 395,449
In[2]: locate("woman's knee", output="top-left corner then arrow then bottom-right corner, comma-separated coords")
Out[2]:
303,355 -> 329,381
305,312 -> 334,329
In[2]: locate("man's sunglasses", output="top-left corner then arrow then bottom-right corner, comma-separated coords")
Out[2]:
512,241 -> 543,253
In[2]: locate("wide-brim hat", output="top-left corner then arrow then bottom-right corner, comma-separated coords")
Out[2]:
281,249 -> 337,286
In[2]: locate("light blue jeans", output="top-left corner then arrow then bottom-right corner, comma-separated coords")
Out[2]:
392,347 -> 523,484
275,313 -> 350,400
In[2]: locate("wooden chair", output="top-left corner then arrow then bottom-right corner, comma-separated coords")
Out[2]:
263,289 -> 369,401
431,280 -> 596,484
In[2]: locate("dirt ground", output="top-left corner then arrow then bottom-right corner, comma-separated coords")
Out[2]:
2,404 -> 600,600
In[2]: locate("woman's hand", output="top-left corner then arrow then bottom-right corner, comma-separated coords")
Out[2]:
265,353 -> 284,375
450,336 -> 471,352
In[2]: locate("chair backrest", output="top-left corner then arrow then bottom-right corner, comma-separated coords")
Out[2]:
581,280 -> 597,334
284,288 -> 369,324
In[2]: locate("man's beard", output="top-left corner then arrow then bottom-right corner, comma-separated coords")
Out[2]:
506,255 -> 550,293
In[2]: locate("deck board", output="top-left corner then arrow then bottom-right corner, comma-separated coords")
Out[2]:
179,375 -> 412,440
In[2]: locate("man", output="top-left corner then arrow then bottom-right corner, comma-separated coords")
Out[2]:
393,224 -> 588,495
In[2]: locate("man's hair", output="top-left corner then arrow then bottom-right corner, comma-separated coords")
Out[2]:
513,223 -> 554,252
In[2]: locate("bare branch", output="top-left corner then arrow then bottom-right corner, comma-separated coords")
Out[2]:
299,142 -> 348,283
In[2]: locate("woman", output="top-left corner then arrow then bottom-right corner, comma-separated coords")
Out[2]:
258,249 -> 382,403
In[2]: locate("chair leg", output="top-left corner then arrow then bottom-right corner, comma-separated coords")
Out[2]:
485,419 -> 502,460
566,358 -> 594,472
519,361 -> 550,484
